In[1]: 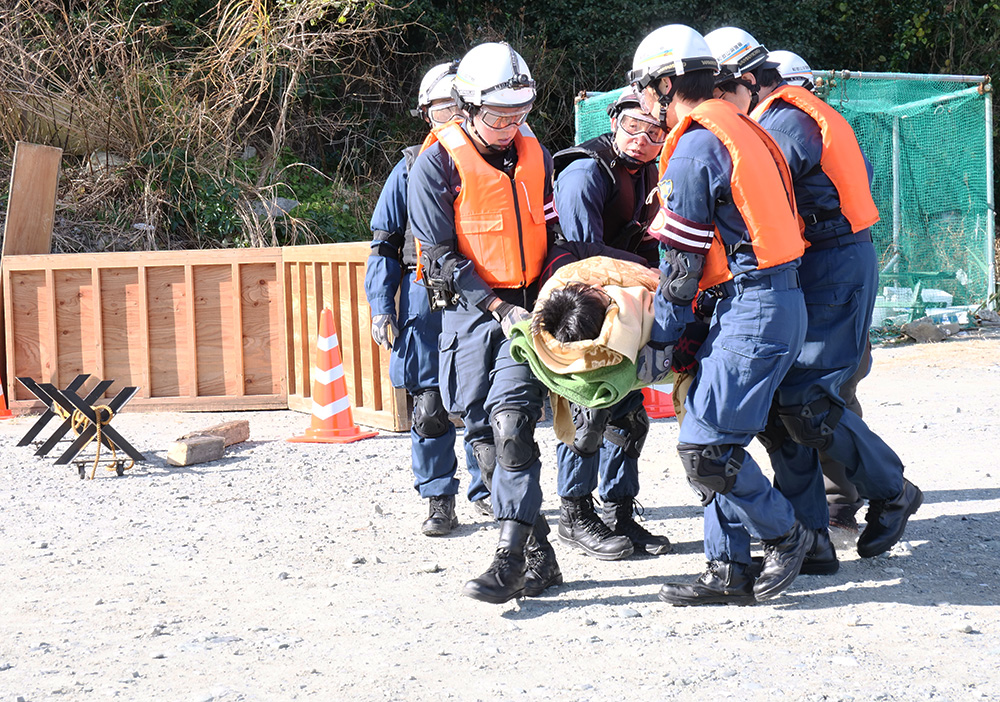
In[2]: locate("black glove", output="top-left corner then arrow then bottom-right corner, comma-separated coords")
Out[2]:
671,321 -> 709,374
636,341 -> 674,385
491,301 -> 531,337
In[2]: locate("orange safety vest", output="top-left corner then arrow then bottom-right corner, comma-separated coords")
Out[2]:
418,122 -> 548,289
658,99 -> 806,290
752,85 -> 880,233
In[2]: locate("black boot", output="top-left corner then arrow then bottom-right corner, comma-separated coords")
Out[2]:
658,560 -> 756,606
600,497 -> 672,555
472,496 -> 494,519
524,516 -> 563,597
558,495 -> 634,560
754,521 -> 814,601
800,528 -> 839,575
857,479 -> 923,558
421,495 -> 458,536
462,519 -> 531,604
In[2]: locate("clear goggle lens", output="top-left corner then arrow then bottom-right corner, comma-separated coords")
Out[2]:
633,83 -> 659,114
428,101 -> 460,126
618,113 -> 667,144
480,107 -> 531,129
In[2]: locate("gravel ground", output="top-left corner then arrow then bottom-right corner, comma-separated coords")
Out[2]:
2,330 -> 999,702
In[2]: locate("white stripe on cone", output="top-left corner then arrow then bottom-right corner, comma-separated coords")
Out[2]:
312,395 -> 352,421
318,333 -> 339,352
313,365 -> 346,385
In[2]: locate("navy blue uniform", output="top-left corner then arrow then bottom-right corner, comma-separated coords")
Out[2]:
655,125 -> 805,566
409,124 -> 554,524
364,150 -> 486,502
757,98 -> 904,532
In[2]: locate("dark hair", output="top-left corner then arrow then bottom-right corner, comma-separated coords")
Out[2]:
535,282 -> 607,343
666,69 -> 716,102
751,66 -> 782,90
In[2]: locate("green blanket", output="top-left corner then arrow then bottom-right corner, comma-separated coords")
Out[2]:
508,320 -> 648,409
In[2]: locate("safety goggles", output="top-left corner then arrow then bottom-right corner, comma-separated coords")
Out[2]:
634,83 -> 661,115
428,101 -> 460,126
479,106 -> 532,129
617,112 -> 667,144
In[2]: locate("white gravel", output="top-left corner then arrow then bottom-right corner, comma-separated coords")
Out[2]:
2,330 -> 999,701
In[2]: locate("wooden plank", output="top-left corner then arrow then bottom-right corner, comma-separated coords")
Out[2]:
146,266 -> 185,398
166,435 -> 226,466
137,265 -> 151,398
192,264 -> 232,397
7,269 -> 45,400
231,263 -> 246,397
241,262 -> 282,396
2,142 -> 61,258
179,419 -> 250,446
53,268 -> 91,394
184,264 -> 198,397
45,268 -> 58,388
101,267 -> 141,395
91,267 -> 105,388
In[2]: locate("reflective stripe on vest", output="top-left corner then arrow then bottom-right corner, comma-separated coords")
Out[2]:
752,85 -> 880,233
422,122 -> 548,288
657,99 -> 805,290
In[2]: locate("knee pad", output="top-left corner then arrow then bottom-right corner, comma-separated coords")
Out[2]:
677,443 -> 746,506
777,396 -> 845,452
412,389 -> 450,438
756,402 -> 790,454
472,440 -> 496,493
491,407 -> 539,471
604,405 -> 650,459
568,403 -> 612,457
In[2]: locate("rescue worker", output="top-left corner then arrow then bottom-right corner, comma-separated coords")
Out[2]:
549,87 -> 672,559
408,42 -> 562,604
629,24 -> 814,605
706,29 -> 922,564
364,63 -> 490,537
771,49 -> 873,535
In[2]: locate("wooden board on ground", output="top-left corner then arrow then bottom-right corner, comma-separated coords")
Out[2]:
179,419 -> 250,447
166,435 -> 226,466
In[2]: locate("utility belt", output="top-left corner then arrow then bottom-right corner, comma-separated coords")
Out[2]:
806,228 -> 872,252
708,268 -> 800,300
801,207 -> 842,227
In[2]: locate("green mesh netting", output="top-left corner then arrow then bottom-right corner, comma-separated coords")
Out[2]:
574,75 -> 994,322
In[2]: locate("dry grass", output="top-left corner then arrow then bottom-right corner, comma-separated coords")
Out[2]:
0,0 -> 400,252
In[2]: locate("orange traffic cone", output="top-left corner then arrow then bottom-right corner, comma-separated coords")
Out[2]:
0,380 -> 13,419
642,382 -> 676,419
288,308 -> 378,444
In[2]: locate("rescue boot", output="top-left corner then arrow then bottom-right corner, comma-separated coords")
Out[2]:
421,495 -> 458,537
800,528 -> 839,575
658,560 -> 756,606
523,536 -> 563,597
754,521 -> 814,601
558,495 -> 634,561
600,497 -> 672,555
857,479 -> 923,558
462,519 -> 531,604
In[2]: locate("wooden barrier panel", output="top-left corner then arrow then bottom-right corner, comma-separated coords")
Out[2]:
2,248 -> 287,412
1,243 -> 409,431
282,243 -> 409,432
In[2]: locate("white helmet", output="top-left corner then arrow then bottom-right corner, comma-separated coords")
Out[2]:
412,61 -> 458,121
769,50 -> 815,89
418,62 -> 458,108
628,24 -> 718,89
452,42 -> 535,109
703,27 -> 777,79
